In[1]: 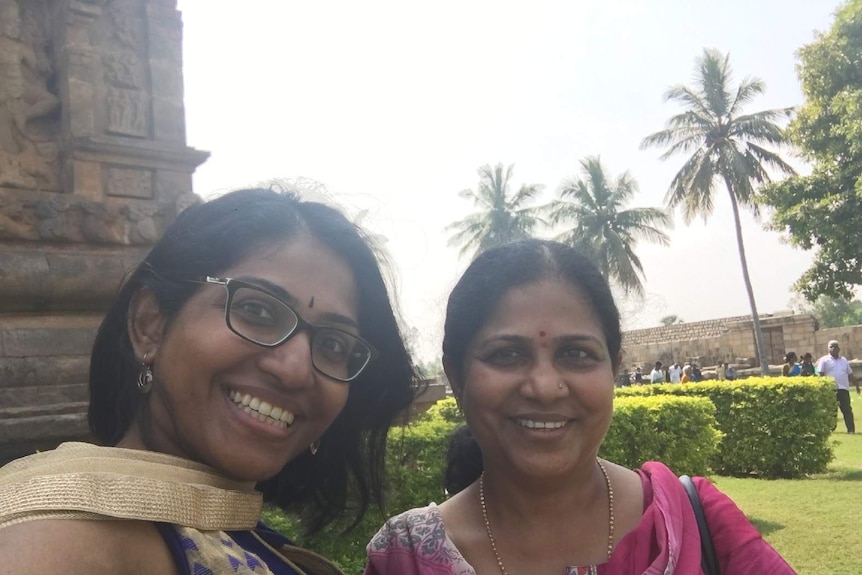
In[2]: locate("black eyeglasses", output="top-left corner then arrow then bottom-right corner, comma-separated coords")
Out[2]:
186,277 -> 377,382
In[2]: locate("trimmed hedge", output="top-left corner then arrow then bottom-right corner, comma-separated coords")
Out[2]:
616,377 -> 836,478
601,395 -> 720,476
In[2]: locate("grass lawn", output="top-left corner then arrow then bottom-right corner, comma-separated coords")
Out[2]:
715,391 -> 862,575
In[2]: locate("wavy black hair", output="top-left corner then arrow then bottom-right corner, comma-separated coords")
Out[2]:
441,239 -> 621,494
88,187 -> 417,531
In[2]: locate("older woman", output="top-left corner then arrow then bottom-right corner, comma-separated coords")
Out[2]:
0,188 -> 417,575
365,240 -> 794,575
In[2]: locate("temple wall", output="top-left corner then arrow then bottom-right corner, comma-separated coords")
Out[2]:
0,0 -> 207,464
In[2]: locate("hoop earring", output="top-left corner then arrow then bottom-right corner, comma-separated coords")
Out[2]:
309,440 -> 320,456
137,353 -> 153,394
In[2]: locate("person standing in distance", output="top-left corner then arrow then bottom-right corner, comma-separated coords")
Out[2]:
649,361 -> 665,383
817,340 -> 859,434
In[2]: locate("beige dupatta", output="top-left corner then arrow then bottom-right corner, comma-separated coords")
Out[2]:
0,442 -> 345,575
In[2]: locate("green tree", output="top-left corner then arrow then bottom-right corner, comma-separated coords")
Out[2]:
641,49 -> 795,375
761,0 -> 862,301
545,156 -> 671,296
447,163 -> 544,258
792,295 -> 862,328
660,314 -> 684,326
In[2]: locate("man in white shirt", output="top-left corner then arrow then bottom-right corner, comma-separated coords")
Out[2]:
817,340 -> 859,433
668,362 -> 682,383
649,361 -> 665,384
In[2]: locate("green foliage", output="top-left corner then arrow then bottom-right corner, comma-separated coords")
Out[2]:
446,163 -> 545,258
660,314 -> 684,326
792,294 -> 862,328
617,378 -> 836,478
761,0 -> 862,301
600,395 -> 720,476
544,156 -> 672,296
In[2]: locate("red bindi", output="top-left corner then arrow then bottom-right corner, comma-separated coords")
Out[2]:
539,331 -> 546,337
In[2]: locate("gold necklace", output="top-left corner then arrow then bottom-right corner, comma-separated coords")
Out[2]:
479,459 -> 615,575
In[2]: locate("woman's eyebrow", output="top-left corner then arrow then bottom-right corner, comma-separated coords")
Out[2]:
233,275 -> 359,330
233,276 -> 297,306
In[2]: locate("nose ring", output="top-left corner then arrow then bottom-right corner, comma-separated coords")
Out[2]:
558,382 -> 564,390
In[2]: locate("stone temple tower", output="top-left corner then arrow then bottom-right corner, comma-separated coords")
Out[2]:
0,0 -> 207,462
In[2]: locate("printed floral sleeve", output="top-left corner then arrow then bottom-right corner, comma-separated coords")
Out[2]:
364,505 -> 475,575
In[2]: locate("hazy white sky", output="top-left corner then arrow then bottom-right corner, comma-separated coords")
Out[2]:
176,0 -> 844,361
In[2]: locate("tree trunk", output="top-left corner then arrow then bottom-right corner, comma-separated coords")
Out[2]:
724,178 -> 769,376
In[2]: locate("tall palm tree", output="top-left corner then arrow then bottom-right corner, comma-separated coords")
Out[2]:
546,156 -> 672,296
641,48 -> 795,375
447,163 -> 544,258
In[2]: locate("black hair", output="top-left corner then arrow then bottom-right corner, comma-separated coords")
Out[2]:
88,187 -> 417,531
441,239 -> 621,494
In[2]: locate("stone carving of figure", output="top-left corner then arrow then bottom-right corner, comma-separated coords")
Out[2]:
0,0 -> 60,190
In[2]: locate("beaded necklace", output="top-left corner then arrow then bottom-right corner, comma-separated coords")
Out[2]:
478,459 -> 615,575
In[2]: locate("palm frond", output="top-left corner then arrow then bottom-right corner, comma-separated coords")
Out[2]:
699,48 -> 733,118
663,84 -> 714,120
727,75 -> 765,116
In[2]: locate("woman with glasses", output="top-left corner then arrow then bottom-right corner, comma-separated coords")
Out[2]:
365,240 -> 795,575
0,188 -> 417,575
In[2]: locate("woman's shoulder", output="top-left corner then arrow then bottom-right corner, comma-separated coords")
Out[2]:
0,518 -> 177,575
365,504 -> 475,575
367,503 -> 445,552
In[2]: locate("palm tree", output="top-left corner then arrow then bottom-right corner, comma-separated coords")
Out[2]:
545,156 -> 672,296
447,163 -> 544,258
641,48 -> 795,375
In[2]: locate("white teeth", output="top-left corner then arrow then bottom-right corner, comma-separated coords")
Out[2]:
517,419 -> 567,430
229,389 -> 295,429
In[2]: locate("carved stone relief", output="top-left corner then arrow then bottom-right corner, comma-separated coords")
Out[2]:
98,1 -> 150,138
0,0 -> 61,191
0,190 -> 198,245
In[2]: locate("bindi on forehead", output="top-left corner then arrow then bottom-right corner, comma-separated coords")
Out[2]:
308,296 -> 315,309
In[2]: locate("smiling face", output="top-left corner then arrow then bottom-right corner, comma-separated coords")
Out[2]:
450,280 -> 618,481
123,234 -> 357,482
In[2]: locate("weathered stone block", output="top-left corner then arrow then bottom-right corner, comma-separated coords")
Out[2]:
152,99 -> 185,142
0,357 -> 89,390
0,314 -> 102,357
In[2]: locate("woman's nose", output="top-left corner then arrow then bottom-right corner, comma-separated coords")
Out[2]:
521,358 -> 565,399
257,330 -> 316,388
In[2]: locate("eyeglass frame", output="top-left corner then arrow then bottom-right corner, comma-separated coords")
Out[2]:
183,276 -> 378,382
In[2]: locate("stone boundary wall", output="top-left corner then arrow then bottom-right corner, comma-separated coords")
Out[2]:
622,312 -> 862,370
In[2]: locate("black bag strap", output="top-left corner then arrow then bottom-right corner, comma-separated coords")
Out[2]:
680,475 -> 721,575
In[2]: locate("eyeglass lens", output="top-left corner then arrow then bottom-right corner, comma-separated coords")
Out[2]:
227,286 -> 371,381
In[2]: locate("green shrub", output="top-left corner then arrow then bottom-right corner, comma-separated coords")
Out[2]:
601,395 -> 720,476
616,378 -> 835,478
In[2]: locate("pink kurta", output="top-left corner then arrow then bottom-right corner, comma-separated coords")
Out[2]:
365,462 -> 796,575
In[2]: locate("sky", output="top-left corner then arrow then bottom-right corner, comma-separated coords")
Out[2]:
176,0 -> 845,362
